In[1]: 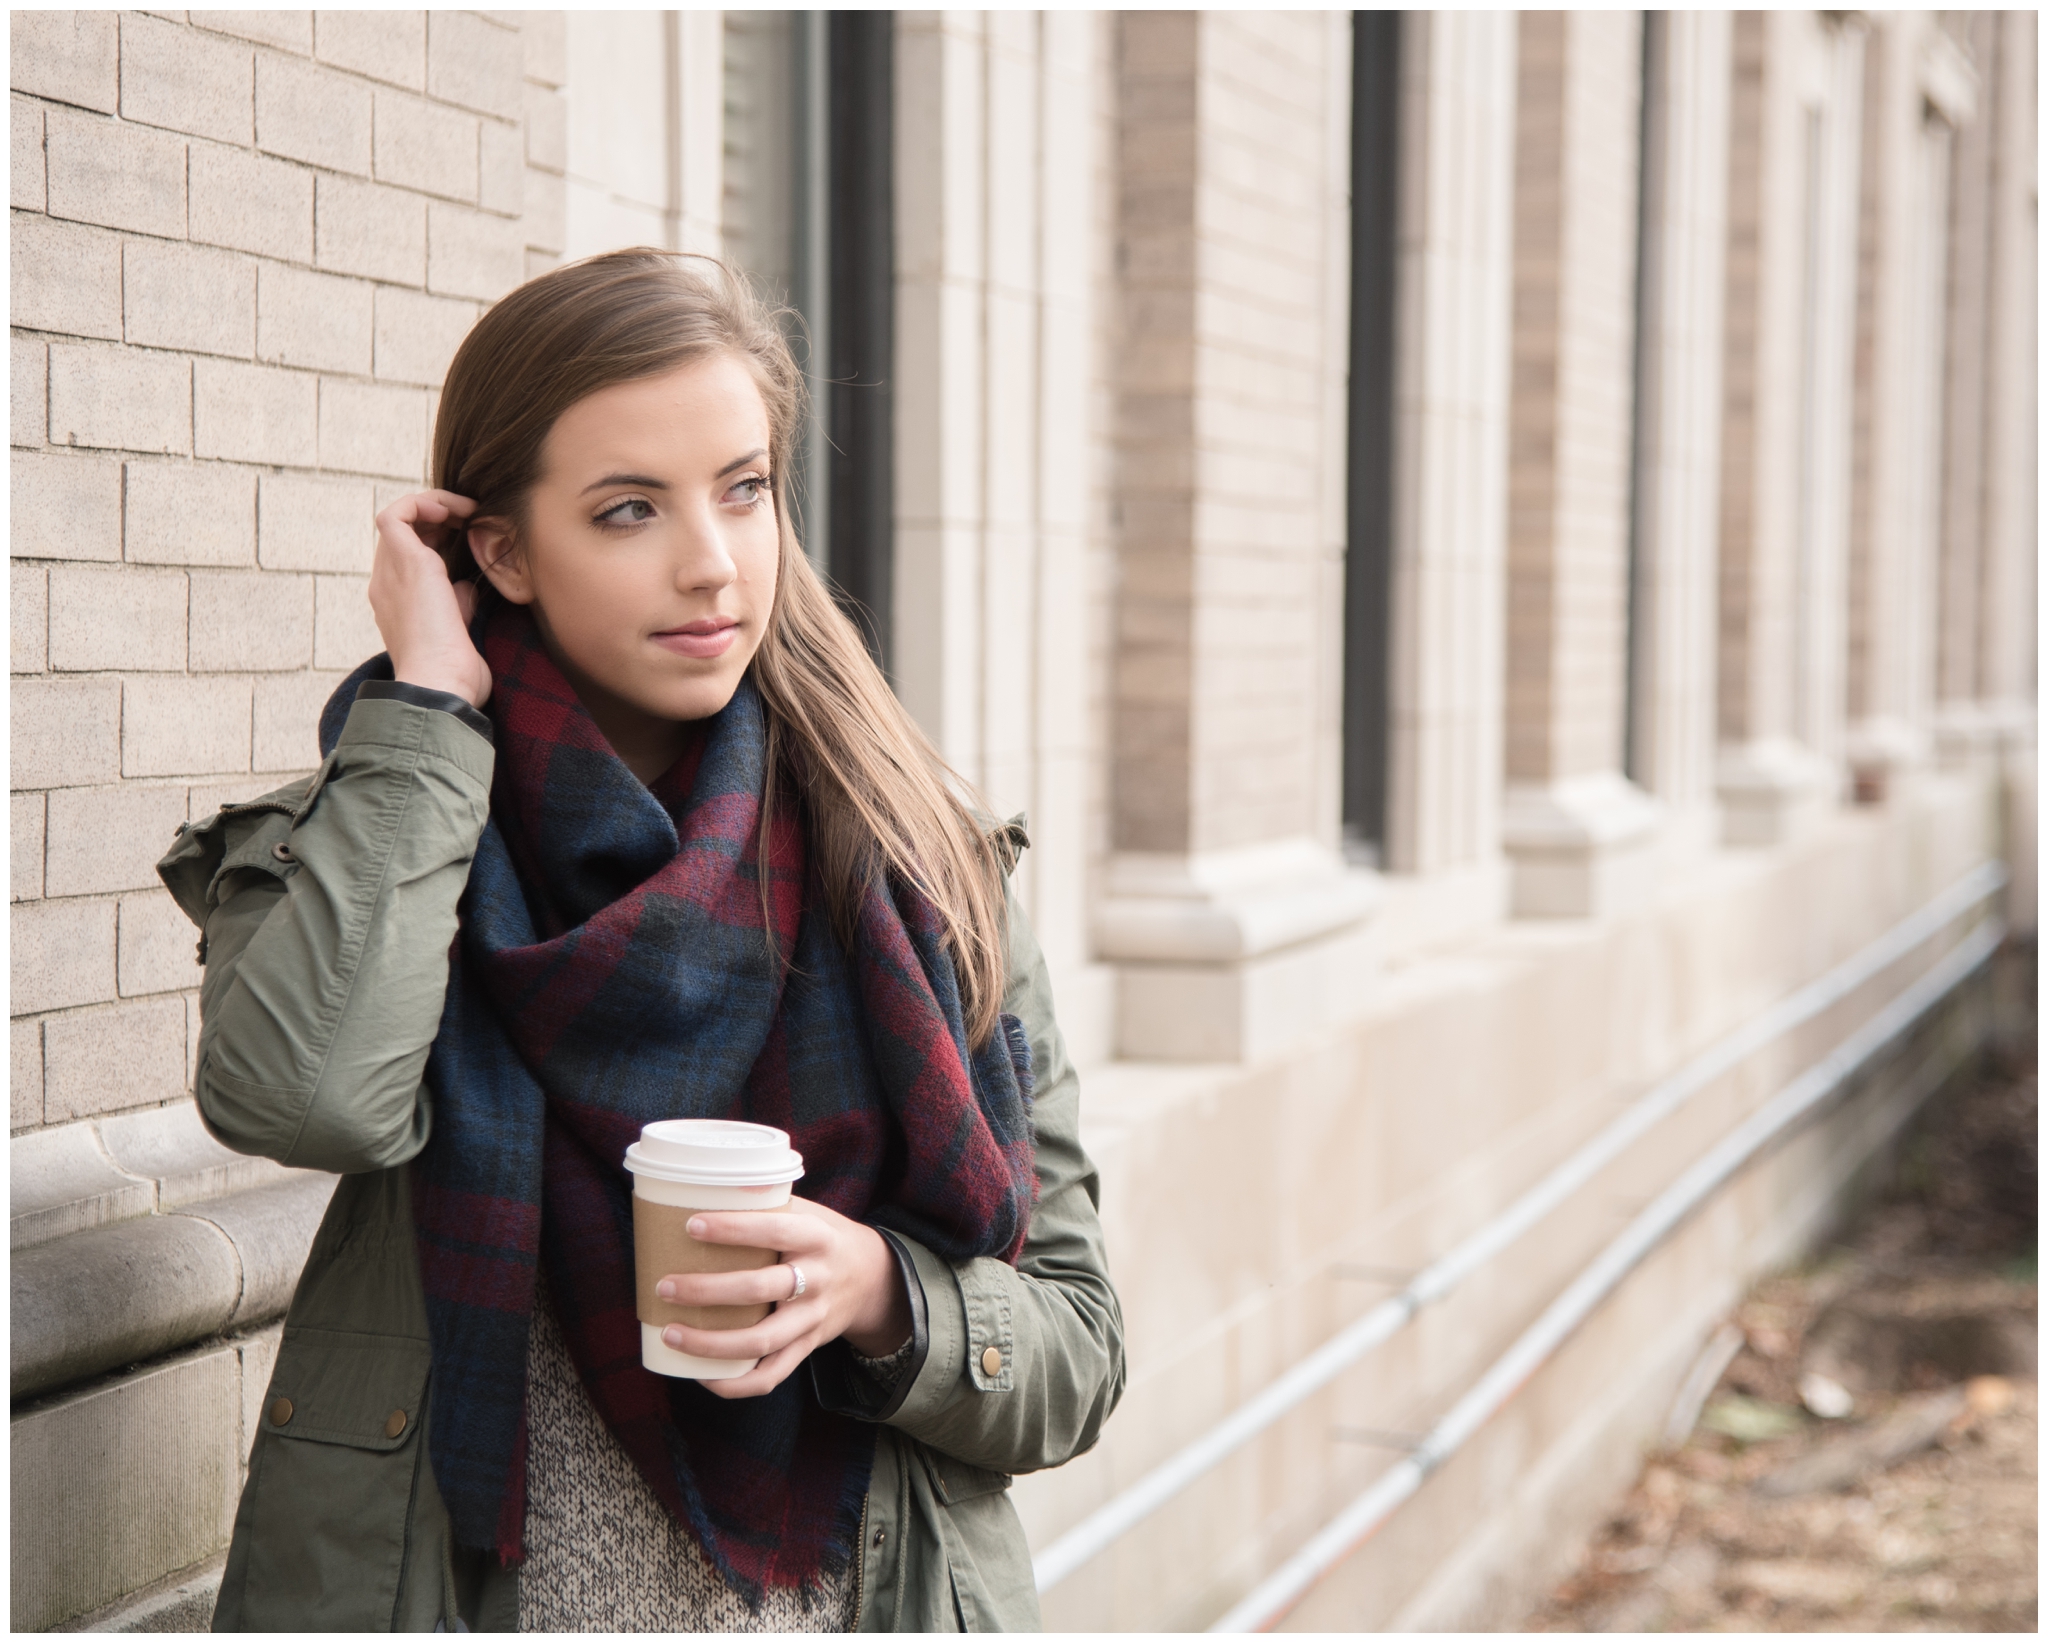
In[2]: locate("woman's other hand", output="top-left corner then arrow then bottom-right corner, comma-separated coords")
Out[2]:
657,1198 -> 913,1399
368,490 -> 493,707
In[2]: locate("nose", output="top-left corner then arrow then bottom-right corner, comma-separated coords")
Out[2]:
675,498 -> 740,593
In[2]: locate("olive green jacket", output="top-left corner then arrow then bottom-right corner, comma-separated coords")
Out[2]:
158,690 -> 1124,1632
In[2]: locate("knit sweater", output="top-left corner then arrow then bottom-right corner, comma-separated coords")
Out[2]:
517,1279 -> 908,1632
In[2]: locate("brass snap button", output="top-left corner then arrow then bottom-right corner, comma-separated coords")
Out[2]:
980,1346 -> 1003,1378
269,1396 -> 294,1426
872,1528 -> 886,1548
384,1408 -> 408,1439
271,841 -> 294,863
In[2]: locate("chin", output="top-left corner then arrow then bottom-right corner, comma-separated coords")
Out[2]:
661,676 -> 747,723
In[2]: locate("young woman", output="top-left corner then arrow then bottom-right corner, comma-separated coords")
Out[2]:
159,250 -> 1124,1632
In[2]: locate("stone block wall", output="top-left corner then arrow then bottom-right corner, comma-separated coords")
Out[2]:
10,9 -> 562,1139
9,12 -> 568,1629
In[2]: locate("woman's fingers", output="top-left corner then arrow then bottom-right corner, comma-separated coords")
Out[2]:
663,1299 -> 820,1363
683,1209 -> 829,1251
700,1338 -> 812,1400
657,1263 -> 800,1307
367,489 -> 492,705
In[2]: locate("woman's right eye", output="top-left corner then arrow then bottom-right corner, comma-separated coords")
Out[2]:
594,498 -> 657,529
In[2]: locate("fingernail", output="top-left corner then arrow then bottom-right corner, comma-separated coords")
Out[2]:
664,1326 -> 683,1348
687,1217 -> 708,1239
657,1279 -> 676,1301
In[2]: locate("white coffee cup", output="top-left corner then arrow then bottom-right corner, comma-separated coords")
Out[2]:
623,1119 -> 805,1379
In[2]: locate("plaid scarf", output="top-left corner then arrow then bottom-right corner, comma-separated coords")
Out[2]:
319,600 -> 1036,1603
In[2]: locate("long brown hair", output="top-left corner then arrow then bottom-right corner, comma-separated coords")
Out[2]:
432,249 -> 1009,1045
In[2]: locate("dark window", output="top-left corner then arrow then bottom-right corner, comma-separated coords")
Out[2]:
823,13 -> 895,670
1342,13 -> 1402,863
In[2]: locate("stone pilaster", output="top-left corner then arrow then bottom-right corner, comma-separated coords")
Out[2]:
1377,11 -> 1519,944
1716,12 -> 1865,845
1628,12 -> 1732,853
1099,10 -> 1372,1061
1500,11 -> 1660,916
1844,15 -> 1970,802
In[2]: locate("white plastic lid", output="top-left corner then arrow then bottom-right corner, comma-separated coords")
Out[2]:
623,1119 -> 804,1187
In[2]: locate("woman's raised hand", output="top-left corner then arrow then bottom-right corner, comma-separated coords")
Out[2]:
658,1198 -> 914,1400
368,489 -> 493,708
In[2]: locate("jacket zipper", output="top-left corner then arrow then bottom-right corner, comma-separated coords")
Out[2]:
853,1489 -> 870,1627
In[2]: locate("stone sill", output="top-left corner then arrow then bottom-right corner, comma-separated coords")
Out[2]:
11,1103 -> 334,1403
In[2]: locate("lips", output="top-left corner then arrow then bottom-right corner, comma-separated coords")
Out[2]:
651,614 -> 741,659
651,618 -> 739,660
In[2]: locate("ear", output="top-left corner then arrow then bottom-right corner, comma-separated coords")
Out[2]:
469,519 -> 535,605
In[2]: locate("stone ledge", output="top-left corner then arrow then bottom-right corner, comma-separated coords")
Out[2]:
12,1174 -> 334,1401
13,1101 -> 311,1250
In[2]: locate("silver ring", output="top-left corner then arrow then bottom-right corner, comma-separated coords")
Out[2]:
787,1263 -> 807,1300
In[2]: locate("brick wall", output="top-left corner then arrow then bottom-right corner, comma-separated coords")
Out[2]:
10,10 -> 567,1138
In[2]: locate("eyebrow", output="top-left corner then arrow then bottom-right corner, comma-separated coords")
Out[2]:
577,449 -> 769,497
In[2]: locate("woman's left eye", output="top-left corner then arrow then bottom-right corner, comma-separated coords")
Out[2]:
726,476 -> 771,508
595,498 -> 657,528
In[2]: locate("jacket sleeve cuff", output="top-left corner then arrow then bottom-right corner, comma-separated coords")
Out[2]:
809,1228 -> 929,1422
354,678 -> 494,744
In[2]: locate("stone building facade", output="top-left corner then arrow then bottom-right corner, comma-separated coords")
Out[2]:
9,10 -> 2035,1632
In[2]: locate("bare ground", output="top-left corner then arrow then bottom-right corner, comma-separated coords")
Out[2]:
1526,1042 -> 2037,1633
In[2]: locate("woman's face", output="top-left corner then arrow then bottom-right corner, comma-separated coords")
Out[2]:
471,354 -> 781,769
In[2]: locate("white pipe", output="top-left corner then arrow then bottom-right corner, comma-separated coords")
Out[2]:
1032,861 -> 2005,1594
1210,911 -> 2006,1632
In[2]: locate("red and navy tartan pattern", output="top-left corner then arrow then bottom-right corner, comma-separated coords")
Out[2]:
319,600 -> 1036,1606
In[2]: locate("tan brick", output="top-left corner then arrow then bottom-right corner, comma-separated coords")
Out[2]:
315,172 -> 426,285
13,1018 -> 43,1128
11,449 -> 122,562
371,286 -> 474,387
520,165 -> 564,257
11,896 -> 118,1014
45,107 -> 186,237
119,888 -> 205,997
314,10 -> 425,91
125,461 -> 259,567
13,335 -> 47,447
523,80 -> 565,173
13,94 -> 46,210
373,88 -> 478,202
45,783 -> 190,898
9,212 -> 121,340
318,378 -> 426,479
254,670 -> 345,771
49,343 -> 191,455
189,570 -> 314,672
13,563 -> 48,674
479,118 -> 522,216
193,359 -> 318,466
11,12 -> 118,114
427,12 -> 522,121
523,12 -> 566,89
256,49 -> 369,174
191,11 -> 313,54
124,238 -> 257,358
523,247 -> 559,282
313,574 -> 381,669
189,140 -> 314,262
13,792 -> 45,901
12,677 -> 122,788
426,202 -> 522,301
258,471 -> 378,573
256,262 -> 372,374
186,991 -> 201,1089
123,674 -> 253,777
119,11 -> 255,145
50,565 -> 188,673
43,994 -> 188,1118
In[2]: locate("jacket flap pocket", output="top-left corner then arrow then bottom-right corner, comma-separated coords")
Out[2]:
264,1327 -> 429,1451
210,809 -> 299,902
919,1445 -> 1012,1505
